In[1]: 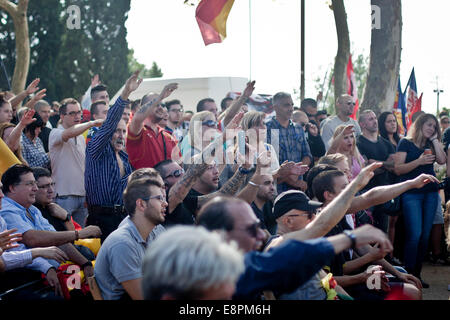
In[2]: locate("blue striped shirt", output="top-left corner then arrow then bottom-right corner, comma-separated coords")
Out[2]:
85,97 -> 133,206
266,117 -> 312,193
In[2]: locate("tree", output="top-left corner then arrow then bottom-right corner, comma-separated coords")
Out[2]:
0,0 -> 30,94
331,0 -> 350,112
360,0 -> 402,115
55,0 -> 131,100
128,49 -> 163,78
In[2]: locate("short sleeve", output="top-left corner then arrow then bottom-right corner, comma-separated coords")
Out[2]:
397,138 -> 411,153
107,242 -> 143,283
0,210 -> 34,235
48,128 -> 63,149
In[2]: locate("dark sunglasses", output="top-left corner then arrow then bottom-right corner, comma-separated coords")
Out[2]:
346,102 -> 356,106
164,168 -> 184,179
202,120 -> 218,128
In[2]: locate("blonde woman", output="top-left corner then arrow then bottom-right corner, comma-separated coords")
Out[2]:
327,124 -> 365,179
393,113 -> 446,285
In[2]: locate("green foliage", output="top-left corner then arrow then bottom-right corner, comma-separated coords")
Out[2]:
128,49 -> 163,78
314,52 -> 369,115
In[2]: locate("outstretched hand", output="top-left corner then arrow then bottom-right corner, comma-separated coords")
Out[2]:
26,78 -> 40,95
122,70 -> 143,100
19,109 -> 37,127
0,228 -> 22,252
410,174 -> 440,189
353,162 -> 383,191
159,83 -> 178,100
242,81 -> 256,98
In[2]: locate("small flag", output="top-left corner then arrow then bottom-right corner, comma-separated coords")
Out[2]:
404,68 -> 421,130
195,0 -> 235,46
393,78 -> 406,135
347,55 -> 359,120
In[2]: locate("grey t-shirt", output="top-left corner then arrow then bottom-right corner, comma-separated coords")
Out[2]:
94,217 -> 165,300
278,273 -> 327,300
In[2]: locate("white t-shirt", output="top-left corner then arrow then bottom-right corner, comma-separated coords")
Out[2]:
49,126 -> 86,196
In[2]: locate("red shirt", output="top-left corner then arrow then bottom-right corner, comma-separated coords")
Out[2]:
126,124 -> 179,169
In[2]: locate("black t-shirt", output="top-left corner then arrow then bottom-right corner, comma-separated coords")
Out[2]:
38,127 -> 52,153
163,187 -> 199,227
443,127 -> 450,152
356,135 -> 395,190
251,201 -> 277,235
34,203 -> 66,232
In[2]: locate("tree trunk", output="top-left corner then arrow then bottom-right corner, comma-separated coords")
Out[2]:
332,0 -> 350,113
361,0 -> 402,115
0,0 -> 30,94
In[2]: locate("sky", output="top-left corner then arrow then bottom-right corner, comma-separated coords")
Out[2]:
126,0 -> 450,115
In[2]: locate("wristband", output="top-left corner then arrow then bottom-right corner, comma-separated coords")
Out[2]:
343,230 -> 357,249
75,230 -> 79,241
248,181 -> 259,188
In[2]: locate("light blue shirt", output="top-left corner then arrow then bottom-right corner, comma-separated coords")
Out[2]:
0,197 -> 59,274
0,216 -> 33,271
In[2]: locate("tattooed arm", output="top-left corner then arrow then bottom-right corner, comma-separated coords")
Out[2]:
128,83 -> 178,136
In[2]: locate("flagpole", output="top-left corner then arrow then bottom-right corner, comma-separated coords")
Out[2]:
249,0 -> 252,81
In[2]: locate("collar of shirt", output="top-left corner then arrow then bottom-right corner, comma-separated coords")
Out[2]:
144,124 -> 165,138
269,117 -> 295,129
121,216 -> 147,245
1,197 -> 41,223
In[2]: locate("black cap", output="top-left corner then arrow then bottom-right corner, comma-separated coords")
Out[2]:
273,190 -> 322,219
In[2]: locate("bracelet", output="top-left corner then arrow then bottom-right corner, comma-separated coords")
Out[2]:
248,181 -> 260,188
343,230 -> 357,249
75,230 -> 79,241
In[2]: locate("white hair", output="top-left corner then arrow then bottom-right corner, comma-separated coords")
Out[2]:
142,225 -> 245,300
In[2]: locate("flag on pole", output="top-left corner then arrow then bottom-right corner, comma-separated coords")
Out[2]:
404,68 -> 421,130
393,78 -> 406,135
195,0 -> 235,46
347,54 -> 359,119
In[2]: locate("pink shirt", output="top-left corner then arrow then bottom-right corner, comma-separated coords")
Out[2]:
351,154 -> 365,179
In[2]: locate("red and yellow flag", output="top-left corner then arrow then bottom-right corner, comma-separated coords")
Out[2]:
195,0 -> 235,46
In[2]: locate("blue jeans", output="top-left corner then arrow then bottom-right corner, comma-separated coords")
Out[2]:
401,191 -> 438,275
55,195 -> 88,227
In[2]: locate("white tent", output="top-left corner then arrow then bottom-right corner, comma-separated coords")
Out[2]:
111,76 -> 248,112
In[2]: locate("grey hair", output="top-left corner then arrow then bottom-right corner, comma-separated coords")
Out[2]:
272,92 -> 291,106
142,225 -> 245,300
33,100 -> 50,112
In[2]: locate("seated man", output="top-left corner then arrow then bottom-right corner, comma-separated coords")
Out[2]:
142,225 -> 244,300
32,167 -> 98,260
0,164 -> 101,297
94,178 -> 167,300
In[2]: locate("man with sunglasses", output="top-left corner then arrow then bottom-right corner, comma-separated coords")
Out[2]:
95,178 -> 167,300
321,94 -> 362,151
49,98 -> 104,227
197,163 -> 398,300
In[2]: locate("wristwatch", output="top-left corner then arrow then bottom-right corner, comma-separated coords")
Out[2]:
238,166 -> 252,175
343,230 -> 357,249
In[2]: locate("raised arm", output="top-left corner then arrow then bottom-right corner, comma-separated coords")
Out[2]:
87,71 -> 142,158
221,81 -> 255,128
4,108 -> 36,152
282,162 -> 382,243
348,174 -> 439,214
431,134 -> 446,164
61,119 -> 104,142
9,78 -> 40,110
128,83 -> 178,136
326,125 -> 354,155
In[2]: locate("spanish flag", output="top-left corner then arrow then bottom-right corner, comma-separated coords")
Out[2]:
196,0 -> 235,46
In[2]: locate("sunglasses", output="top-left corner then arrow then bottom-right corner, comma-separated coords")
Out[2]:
202,120 -> 218,128
164,168 -> 184,179
346,102 -> 356,106
64,110 -> 82,117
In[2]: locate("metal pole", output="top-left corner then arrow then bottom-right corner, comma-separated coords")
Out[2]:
249,0 -> 252,81
300,0 -> 305,102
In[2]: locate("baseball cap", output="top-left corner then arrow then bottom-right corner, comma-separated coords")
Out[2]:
273,190 -> 322,219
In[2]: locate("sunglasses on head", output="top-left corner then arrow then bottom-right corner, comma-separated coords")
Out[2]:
164,168 -> 184,179
202,120 -> 218,128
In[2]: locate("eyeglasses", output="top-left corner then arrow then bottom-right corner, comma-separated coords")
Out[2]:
164,168 -> 184,179
235,221 -> 262,238
202,120 -> 218,128
141,195 -> 166,203
37,182 -> 56,190
64,110 -> 82,117
16,181 -> 38,187
170,108 -> 184,113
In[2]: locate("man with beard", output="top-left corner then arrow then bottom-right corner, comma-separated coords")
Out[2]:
321,94 -> 361,151
85,71 -> 142,242
126,83 -> 180,169
94,178 -> 168,300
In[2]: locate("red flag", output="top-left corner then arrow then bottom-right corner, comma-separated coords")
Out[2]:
404,68 -> 420,130
347,55 -> 359,119
195,0 -> 235,46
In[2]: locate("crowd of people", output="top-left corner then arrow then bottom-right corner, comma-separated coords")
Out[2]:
0,70 -> 449,301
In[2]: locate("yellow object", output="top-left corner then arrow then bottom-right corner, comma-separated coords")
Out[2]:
0,138 -> 21,176
61,260 -> 97,290
75,238 -> 101,256
320,273 -> 338,300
